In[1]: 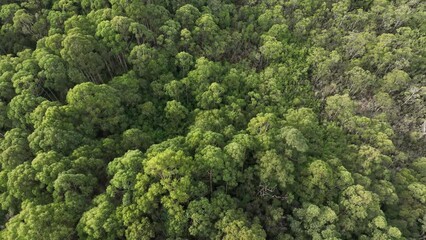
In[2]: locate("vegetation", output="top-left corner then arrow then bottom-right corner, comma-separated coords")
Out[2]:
0,0 -> 425,239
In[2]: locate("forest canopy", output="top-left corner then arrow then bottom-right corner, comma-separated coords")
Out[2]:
0,0 -> 425,239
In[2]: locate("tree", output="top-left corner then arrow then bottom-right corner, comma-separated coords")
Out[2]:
260,35 -> 284,62
7,91 -> 45,128
193,13 -> 227,58
284,108 -> 322,150
338,185 -> 382,234
281,127 -> 309,153
187,194 -> 238,238
187,197 -> 217,238
2,202 -> 77,240
10,52 -> 40,94
258,150 -> 294,191
77,194 -> 123,240
53,172 -> 97,211
0,56 -> 16,101
28,105 -> 86,154
31,151 -> 70,192
107,150 -> 143,197
325,94 -> 356,124
165,100 -> 188,122
34,50 -> 69,96
175,4 -> 200,30
216,209 -> 267,240
195,145 -> 242,192
60,28 -> 104,83
164,100 -> 189,134
345,66 -> 376,95
96,16 -> 135,72
175,51 -> 194,78
144,148 -> 192,180
380,69 -> 410,93
290,203 -> 339,239
158,19 -> 181,54
128,44 -> 168,79
109,71 -> 145,107
12,9 -> 35,36
298,159 -> 334,203
66,82 -> 125,135
7,162 -> 42,202
197,82 -> 225,109
0,128 -> 32,170
247,113 -> 279,150
121,128 -> 153,151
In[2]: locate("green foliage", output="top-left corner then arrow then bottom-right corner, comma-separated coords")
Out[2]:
0,0 -> 424,239
66,82 -> 125,134
290,203 -> 339,239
